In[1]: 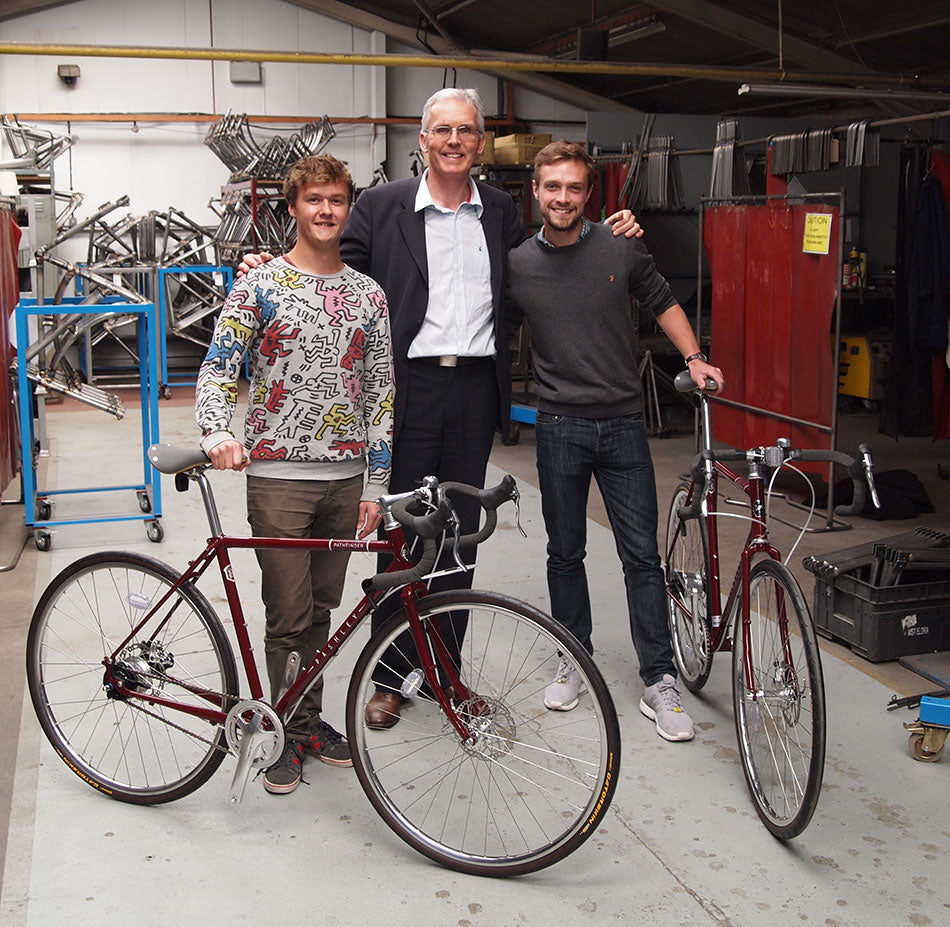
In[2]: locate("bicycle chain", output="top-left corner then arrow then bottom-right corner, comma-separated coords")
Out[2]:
115,669 -> 239,755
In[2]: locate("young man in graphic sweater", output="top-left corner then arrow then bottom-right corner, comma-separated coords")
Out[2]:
195,154 -> 394,793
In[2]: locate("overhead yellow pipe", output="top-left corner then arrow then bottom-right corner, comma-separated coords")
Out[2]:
1,41 -> 947,90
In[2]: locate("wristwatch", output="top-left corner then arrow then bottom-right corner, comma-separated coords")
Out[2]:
684,352 -> 707,364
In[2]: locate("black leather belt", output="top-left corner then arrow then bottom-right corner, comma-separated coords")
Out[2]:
412,355 -> 492,367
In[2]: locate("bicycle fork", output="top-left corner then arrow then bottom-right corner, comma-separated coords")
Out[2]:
400,588 -> 474,743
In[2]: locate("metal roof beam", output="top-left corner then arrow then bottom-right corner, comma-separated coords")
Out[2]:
291,0 -> 635,111
0,0 -> 77,21
648,0 -> 868,74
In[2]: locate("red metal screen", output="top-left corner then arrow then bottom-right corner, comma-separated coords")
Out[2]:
703,202 -> 840,455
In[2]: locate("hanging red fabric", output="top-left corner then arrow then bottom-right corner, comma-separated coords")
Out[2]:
926,149 -> 950,440
0,209 -> 23,491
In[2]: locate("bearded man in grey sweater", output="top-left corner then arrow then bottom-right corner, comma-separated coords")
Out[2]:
507,140 -> 724,742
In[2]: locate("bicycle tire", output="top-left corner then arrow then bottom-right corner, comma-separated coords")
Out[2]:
26,551 -> 239,805
665,482 -> 713,692
346,590 -> 621,877
732,558 -> 826,839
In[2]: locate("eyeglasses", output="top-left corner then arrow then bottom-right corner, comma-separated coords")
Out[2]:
428,124 -> 480,141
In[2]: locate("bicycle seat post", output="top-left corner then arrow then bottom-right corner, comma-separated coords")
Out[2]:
192,470 -> 224,537
699,390 -> 714,453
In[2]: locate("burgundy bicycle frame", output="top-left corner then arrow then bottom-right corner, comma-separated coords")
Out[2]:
671,458 -> 791,694
100,521 -> 469,731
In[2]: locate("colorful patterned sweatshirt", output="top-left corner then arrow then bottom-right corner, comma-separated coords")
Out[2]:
195,257 -> 394,501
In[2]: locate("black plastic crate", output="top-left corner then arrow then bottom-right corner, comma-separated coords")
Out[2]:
810,572 -> 950,662
804,526 -> 950,662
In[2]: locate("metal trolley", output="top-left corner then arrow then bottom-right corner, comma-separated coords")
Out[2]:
16,297 -> 163,550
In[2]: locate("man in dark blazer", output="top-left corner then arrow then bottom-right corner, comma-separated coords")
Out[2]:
343,88 -> 525,727
244,87 -> 639,728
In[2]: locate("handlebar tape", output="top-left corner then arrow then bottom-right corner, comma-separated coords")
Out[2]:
366,475 -> 517,592
677,446 -> 867,520
792,447 -> 867,516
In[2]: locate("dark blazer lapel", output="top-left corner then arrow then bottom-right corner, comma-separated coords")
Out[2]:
480,202 -> 504,309
396,178 -> 428,284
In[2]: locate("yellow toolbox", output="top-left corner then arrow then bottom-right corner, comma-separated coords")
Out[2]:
838,335 -> 890,400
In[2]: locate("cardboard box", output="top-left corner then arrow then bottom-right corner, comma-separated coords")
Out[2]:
493,133 -> 553,165
478,131 -> 495,165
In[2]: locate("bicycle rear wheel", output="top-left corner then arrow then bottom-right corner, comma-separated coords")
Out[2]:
347,590 -> 620,877
732,558 -> 825,838
27,551 -> 239,804
665,482 -> 712,691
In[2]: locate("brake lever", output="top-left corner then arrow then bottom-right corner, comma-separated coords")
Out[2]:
446,504 -> 468,571
511,484 -> 527,538
862,448 -> 881,509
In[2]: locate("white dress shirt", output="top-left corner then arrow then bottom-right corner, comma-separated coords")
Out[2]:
408,171 -> 494,359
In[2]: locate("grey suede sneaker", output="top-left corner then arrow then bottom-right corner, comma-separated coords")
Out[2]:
639,674 -> 695,742
544,657 -> 584,711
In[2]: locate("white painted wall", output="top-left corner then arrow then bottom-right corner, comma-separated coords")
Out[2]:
0,0 -> 387,243
0,0 -> 590,255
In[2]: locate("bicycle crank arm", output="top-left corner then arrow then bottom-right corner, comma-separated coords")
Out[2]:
225,700 -> 285,803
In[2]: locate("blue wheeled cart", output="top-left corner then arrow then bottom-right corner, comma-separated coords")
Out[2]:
906,695 -> 950,763
16,297 -> 163,551
888,687 -> 950,763
510,404 -> 537,426
157,265 -> 233,392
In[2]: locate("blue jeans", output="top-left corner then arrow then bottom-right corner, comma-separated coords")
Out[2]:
534,411 -> 674,686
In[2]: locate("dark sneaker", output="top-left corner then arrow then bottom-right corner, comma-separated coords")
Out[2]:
263,741 -> 305,794
306,720 -> 352,768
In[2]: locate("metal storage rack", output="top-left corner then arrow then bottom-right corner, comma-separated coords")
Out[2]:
16,297 -> 163,550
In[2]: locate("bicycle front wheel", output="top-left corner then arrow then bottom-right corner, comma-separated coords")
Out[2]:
665,482 -> 712,691
27,552 -> 239,804
347,590 -> 621,877
732,558 -> 825,839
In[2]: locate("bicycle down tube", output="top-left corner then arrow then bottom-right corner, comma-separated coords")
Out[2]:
102,527 -> 407,732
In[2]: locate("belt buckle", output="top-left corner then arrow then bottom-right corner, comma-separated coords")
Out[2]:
438,355 -> 458,367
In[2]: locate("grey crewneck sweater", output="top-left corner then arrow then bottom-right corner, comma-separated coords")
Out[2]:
507,221 -> 678,418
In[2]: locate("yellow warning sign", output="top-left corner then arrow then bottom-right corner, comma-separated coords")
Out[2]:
802,212 -> 832,255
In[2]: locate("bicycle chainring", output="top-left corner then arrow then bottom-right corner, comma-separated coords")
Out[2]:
225,700 -> 284,768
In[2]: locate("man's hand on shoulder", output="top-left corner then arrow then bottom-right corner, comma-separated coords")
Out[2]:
604,209 -> 644,240
237,251 -> 276,279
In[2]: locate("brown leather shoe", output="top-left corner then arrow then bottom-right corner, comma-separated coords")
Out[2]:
365,690 -> 403,729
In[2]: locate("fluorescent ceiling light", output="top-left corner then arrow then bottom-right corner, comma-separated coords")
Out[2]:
738,82 -> 950,104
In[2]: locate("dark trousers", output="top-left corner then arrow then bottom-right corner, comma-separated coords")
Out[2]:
534,411 -> 675,687
246,473 -> 363,739
371,359 -> 498,690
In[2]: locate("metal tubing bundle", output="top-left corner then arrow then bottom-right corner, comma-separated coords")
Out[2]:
23,361 -> 126,419
203,111 -> 335,181
643,136 -> 685,211
1,115 -> 73,170
710,119 -> 751,198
